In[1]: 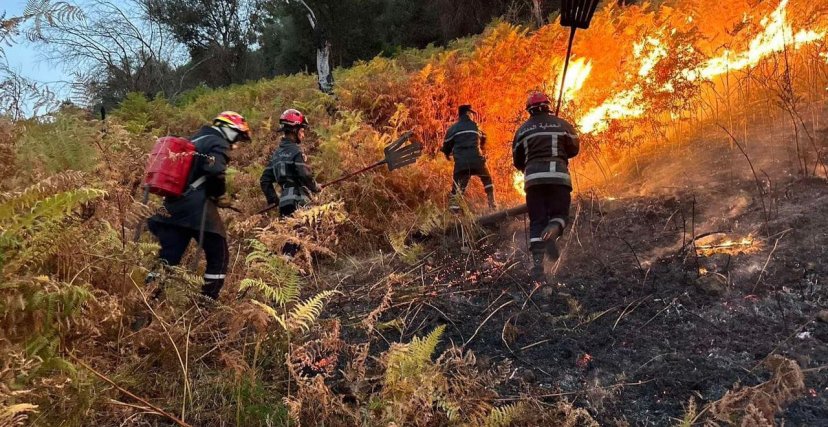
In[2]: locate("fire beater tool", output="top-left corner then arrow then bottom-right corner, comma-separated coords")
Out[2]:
255,131 -> 422,215
556,0 -> 600,116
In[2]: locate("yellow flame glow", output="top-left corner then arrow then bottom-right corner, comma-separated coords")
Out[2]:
696,235 -> 760,256
513,171 -> 526,196
554,58 -> 593,103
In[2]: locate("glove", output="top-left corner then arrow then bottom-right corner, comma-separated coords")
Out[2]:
214,194 -> 234,208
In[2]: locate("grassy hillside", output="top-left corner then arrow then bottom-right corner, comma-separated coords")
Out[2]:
1,0 -> 827,425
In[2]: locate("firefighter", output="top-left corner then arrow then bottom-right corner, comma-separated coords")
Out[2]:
442,104 -> 496,211
146,111 -> 251,300
512,92 -> 580,283
260,109 -> 321,255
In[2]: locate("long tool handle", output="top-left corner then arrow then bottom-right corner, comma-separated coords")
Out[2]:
255,203 -> 278,215
555,26 -> 578,117
320,160 -> 386,188
191,198 -> 209,271
253,159 -> 388,216
476,204 -> 529,227
133,187 -> 150,242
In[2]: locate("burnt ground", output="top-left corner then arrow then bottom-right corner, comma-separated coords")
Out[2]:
323,167 -> 828,424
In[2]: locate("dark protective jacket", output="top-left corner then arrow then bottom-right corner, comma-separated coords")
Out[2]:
260,138 -> 320,209
512,112 -> 580,189
441,114 -> 487,169
150,126 -> 230,237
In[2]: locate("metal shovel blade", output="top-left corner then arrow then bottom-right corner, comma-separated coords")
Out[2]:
384,130 -> 422,171
561,0 -> 600,29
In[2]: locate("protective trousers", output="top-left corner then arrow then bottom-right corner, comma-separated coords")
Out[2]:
279,204 -> 300,257
526,184 -> 571,276
449,164 -> 495,209
147,220 -> 230,299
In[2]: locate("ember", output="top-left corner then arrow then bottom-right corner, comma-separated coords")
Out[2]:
696,235 -> 761,256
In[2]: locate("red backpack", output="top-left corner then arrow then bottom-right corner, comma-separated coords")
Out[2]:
143,136 -> 208,197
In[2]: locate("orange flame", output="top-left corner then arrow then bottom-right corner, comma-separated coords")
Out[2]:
579,36 -> 668,134
698,0 -> 825,78
576,0 -> 825,136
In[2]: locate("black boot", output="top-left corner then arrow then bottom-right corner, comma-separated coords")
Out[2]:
542,223 -> 562,260
201,278 -> 224,300
530,242 -> 546,284
131,271 -> 166,331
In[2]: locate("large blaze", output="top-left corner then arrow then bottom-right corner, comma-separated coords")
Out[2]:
697,0 -> 825,78
504,0 -> 827,196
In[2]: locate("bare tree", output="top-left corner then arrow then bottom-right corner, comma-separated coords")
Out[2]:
284,0 -> 333,93
0,1 -> 83,118
27,0 -> 183,107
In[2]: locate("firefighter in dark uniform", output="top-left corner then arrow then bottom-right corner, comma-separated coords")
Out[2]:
442,104 -> 496,211
512,92 -> 580,282
260,109 -> 320,255
147,111 -> 251,299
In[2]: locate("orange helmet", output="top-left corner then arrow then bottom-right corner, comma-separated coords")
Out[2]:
213,111 -> 251,141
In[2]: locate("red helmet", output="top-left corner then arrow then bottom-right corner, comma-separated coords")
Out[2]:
213,111 -> 251,141
279,109 -> 308,129
526,92 -> 551,112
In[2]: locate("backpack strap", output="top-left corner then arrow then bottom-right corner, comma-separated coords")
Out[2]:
187,135 -> 215,191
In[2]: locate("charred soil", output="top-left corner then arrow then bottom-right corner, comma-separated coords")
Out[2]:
326,171 -> 828,425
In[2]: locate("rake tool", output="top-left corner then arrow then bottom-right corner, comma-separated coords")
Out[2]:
255,131 -> 422,215
555,0 -> 600,116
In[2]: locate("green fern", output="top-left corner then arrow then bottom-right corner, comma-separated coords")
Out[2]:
675,397 -> 697,427
0,403 -> 39,427
483,403 -> 525,427
388,231 -> 423,265
252,290 -> 336,333
288,290 -> 337,333
410,324 -> 445,363
240,278 -> 299,307
0,184 -> 105,273
1,187 -> 105,234
243,239 -> 301,306
15,112 -> 98,174
385,325 -> 445,387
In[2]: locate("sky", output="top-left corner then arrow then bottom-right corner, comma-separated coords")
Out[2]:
4,1 -> 72,91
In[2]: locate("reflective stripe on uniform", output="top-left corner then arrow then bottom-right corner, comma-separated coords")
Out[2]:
280,187 -> 309,204
204,274 -> 226,280
484,184 -> 494,189
524,171 -> 571,181
551,218 -> 566,229
454,130 -> 481,137
530,238 -> 545,243
517,131 -> 565,156
190,175 -> 207,190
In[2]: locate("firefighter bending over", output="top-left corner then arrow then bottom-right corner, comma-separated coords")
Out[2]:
512,92 -> 580,283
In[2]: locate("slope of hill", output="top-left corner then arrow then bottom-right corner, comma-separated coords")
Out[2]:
2,0 -> 827,425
